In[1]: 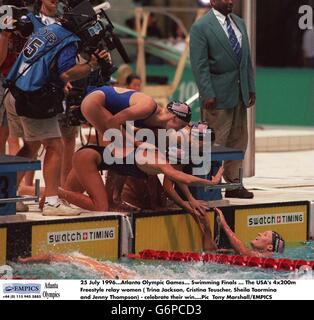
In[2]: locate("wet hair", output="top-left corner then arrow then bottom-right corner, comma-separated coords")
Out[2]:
272,231 -> 285,254
126,74 -> 141,86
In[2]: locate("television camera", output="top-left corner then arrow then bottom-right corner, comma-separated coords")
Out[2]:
0,0 -> 130,79
62,0 -> 130,81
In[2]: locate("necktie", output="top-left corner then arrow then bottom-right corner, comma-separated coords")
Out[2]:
226,16 -> 242,63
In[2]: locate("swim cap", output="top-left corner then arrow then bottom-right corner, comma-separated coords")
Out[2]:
167,101 -> 192,123
272,231 -> 285,254
191,121 -> 215,143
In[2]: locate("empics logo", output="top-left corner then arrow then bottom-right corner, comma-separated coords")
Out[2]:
47,227 -> 115,244
3,283 -> 41,294
247,213 -> 304,227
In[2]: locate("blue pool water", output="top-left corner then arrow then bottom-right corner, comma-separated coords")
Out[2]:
10,242 -> 314,280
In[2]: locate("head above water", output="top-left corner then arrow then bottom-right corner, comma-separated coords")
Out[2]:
250,231 -> 285,254
211,0 -> 234,16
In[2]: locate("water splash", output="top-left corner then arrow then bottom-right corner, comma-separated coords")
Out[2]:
9,242 -> 314,280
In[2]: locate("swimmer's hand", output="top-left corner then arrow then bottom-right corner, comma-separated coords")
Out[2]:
210,166 -> 224,185
188,199 -> 209,217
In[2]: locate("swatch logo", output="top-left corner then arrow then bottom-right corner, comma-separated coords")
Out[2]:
248,213 -> 304,227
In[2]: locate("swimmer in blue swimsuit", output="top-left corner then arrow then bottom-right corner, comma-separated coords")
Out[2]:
80,85 -> 192,135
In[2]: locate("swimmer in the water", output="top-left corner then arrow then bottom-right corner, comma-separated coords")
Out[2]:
18,253 -> 132,279
213,208 -> 285,258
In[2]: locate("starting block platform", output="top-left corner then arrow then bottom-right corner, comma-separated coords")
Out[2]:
0,156 -> 41,216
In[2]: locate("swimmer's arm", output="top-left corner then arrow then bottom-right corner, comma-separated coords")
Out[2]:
18,254 -> 53,264
139,151 -> 221,186
163,177 -> 193,212
215,208 -> 252,256
165,179 -> 217,251
176,182 -> 209,217
160,164 -> 220,186
176,183 -> 195,202
17,254 -> 71,264
160,165 -> 224,186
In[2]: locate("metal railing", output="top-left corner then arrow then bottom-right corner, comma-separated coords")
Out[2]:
0,179 -> 40,204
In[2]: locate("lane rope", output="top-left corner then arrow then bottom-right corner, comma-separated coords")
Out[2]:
128,249 -> 314,272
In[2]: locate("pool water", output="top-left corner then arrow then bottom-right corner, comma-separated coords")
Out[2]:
9,242 -> 314,280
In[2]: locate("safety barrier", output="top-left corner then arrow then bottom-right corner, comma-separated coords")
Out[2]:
128,250 -> 314,272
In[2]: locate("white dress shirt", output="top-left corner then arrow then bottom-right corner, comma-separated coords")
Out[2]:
212,8 -> 242,47
39,13 -> 57,26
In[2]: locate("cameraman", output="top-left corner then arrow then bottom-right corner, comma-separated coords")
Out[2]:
0,0 -> 42,212
33,0 -> 91,187
0,0 -> 32,156
5,4 -> 110,215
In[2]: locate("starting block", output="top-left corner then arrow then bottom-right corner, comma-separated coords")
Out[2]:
0,155 -> 41,216
189,145 -> 244,201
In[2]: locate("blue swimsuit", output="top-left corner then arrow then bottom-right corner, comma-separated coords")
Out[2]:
91,86 -> 157,128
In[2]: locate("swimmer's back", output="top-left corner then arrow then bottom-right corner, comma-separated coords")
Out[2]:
89,86 -> 143,113
86,86 -> 158,128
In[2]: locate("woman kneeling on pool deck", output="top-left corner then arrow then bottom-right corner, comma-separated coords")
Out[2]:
57,141 -> 223,212
211,208 -> 285,258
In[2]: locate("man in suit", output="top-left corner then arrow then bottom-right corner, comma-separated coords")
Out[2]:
190,0 -> 256,199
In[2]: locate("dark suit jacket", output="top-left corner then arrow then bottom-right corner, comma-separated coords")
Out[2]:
190,9 -> 256,109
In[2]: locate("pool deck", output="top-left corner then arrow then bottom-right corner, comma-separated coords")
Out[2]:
1,126 -> 313,223
228,149 -> 314,206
